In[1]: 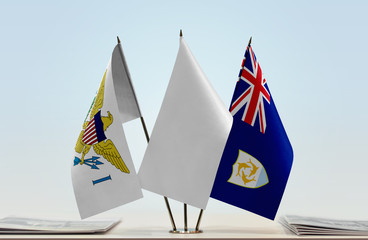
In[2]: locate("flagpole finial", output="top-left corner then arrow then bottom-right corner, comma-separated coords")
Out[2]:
248,36 -> 252,47
117,36 -> 121,44
180,29 -> 183,37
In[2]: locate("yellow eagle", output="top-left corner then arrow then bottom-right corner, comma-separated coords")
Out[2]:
74,71 -> 130,173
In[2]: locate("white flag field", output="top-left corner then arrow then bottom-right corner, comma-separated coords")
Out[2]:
138,37 -> 233,209
72,43 -> 142,219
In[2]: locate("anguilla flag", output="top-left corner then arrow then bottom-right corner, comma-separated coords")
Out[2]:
210,42 -> 293,220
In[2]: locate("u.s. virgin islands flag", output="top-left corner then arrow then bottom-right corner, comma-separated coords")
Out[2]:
72,42 -> 143,219
210,44 -> 293,220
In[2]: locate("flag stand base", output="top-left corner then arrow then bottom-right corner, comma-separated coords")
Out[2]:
169,229 -> 203,234
168,204 -> 204,234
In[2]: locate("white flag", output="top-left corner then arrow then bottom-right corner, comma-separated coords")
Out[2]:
72,43 -> 142,219
138,37 -> 232,209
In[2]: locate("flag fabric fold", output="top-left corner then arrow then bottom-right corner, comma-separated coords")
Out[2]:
72,43 -> 143,219
210,44 -> 293,220
138,37 -> 232,209
111,44 -> 142,123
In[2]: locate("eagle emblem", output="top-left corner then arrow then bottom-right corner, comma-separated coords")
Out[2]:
74,71 -> 130,173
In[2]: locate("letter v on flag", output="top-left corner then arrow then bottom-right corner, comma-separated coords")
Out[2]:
210,43 -> 293,220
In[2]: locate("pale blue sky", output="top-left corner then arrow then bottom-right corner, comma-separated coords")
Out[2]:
0,0 -> 368,221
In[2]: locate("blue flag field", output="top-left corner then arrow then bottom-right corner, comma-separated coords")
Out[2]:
210,43 -> 293,220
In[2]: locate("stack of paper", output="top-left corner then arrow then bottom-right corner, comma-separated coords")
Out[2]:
0,216 -> 119,234
280,215 -> 368,236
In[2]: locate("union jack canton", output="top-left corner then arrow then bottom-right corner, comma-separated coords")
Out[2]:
230,46 -> 270,134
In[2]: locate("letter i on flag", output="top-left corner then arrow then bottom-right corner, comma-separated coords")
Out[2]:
210,39 -> 293,220
72,40 -> 143,219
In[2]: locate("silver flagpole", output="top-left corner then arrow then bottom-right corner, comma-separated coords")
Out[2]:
195,209 -> 203,231
116,36 -> 177,232
139,115 -> 177,232
178,30 -> 203,234
184,203 -> 188,232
